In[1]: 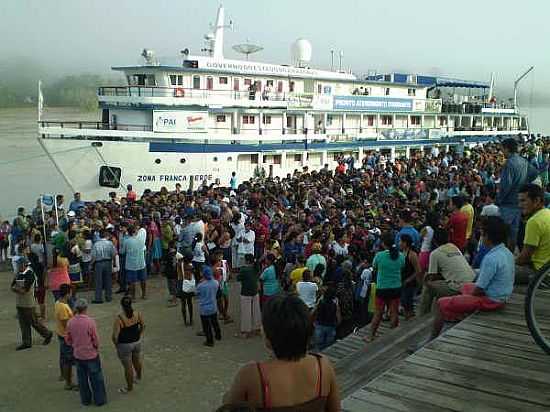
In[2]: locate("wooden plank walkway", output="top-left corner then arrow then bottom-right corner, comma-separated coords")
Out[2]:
342,292 -> 550,411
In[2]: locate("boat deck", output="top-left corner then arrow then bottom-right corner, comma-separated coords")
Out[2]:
341,291 -> 550,412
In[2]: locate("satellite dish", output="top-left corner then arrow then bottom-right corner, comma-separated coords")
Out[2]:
232,43 -> 263,60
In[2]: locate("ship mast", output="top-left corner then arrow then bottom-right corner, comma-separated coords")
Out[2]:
213,5 -> 225,59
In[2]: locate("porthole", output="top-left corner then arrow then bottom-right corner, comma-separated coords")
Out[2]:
155,158 -> 161,164
213,157 -> 218,162
227,156 -> 233,162
180,158 -> 186,164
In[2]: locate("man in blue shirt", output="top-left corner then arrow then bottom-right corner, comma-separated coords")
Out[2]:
196,266 -> 221,347
395,210 -> 421,250
431,216 -> 514,339
497,138 -> 538,250
68,192 -> 86,213
121,225 -> 147,300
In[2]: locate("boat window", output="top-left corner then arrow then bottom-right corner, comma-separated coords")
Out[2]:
278,81 -> 284,93
323,86 -> 332,95
169,75 -> 177,86
242,115 -> 255,124
98,166 -> 121,188
193,76 -> 201,89
136,74 -> 146,86
384,74 -> 391,82
408,88 -> 416,96
326,115 -> 333,126
266,80 -> 274,87
289,81 -> 295,92
216,115 -> 226,123
382,115 -> 393,125
250,154 -> 259,164
213,157 -> 218,162
244,78 -> 252,86
385,88 -> 391,96
227,156 -> 233,162
177,75 -> 183,85
180,158 -> 186,164
207,77 -> 214,90
317,84 -> 322,94
155,158 -> 161,164
410,116 -> 421,125
262,115 -> 272,125
273,155 -> 281,165
233,78 -> 240,91
367,115 -> 375,126
146,75 -> 156,86
294,154 -> 302,162
219,76 -> 228,85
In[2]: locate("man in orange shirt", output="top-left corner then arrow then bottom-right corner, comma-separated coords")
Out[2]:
447,196 -> 468,252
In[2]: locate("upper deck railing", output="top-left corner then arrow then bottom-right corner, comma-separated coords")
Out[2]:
98,86 -> 294,102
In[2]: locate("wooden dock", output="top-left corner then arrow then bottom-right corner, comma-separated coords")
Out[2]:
341,292 -> 550,412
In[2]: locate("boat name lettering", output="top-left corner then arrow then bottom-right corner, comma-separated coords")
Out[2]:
205,61 -> 317,77
137,174 -> 213,182
333,95 -> 413,112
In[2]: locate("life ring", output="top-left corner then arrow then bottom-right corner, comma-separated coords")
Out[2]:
174,87 -> 185,97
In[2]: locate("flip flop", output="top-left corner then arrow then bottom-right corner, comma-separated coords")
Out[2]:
118,388 -> 129,394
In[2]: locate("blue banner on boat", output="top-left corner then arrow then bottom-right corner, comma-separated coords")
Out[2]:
41,194 -> 54,207
333,96 -> 413,112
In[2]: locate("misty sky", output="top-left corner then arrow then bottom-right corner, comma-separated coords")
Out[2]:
2,0 -> 549,103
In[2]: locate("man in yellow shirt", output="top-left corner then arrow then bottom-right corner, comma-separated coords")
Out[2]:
55,284 -> 77,390
516,184 -> 550,284
460,197 -> 475,241
290,255 -> 308,287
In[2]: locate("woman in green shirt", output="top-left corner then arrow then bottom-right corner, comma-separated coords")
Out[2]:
236,254 -> 261,338
367,232 -> 405,342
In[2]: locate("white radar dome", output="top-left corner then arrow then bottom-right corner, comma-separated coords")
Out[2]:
291,39 -> 312,67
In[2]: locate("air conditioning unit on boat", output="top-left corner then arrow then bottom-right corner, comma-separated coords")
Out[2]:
291,39 -> 312,68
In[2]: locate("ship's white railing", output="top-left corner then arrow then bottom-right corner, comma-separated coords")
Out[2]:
98,86 -> 299,103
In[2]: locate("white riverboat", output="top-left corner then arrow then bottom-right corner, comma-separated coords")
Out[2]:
38,5 -> 529,199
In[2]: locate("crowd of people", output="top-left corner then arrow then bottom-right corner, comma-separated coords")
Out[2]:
3,135 -> 550,410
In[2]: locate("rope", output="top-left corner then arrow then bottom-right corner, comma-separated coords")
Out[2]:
0,145 -> 92,167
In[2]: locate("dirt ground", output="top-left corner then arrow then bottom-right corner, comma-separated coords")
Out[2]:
0,263 -> 267,412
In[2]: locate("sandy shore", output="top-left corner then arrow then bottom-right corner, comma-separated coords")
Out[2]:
0,262 -> 266,412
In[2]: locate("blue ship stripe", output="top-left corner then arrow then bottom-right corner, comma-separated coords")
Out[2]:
148,135 -> 501,153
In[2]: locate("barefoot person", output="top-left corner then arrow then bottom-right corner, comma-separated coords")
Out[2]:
112,296 -> 145,394
54,283 -> 77,390
179,253 -> 196,326
236,254 -> 261,338
121,225 -> 147,300
367,232 -> 405,341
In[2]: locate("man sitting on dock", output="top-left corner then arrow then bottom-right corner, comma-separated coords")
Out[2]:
430,216 -> 515,339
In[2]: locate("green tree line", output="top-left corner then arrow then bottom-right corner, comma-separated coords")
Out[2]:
0,58 -> 120,111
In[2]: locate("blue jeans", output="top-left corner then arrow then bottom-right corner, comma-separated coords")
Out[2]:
315,324 -> 336,351
94,260 -> 113,302
500,206 -> 522,247
118,254 -> 127,290
76,356 -> 107,406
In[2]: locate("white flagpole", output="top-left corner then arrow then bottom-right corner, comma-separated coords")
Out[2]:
40,195 -> 49,264
38,80 -> 44,121
53,196 -> 59,228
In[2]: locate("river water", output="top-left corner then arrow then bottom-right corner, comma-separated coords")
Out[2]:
0,105 -> 549,219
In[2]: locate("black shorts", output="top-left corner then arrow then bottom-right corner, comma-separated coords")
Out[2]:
375,287 -> 402,300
